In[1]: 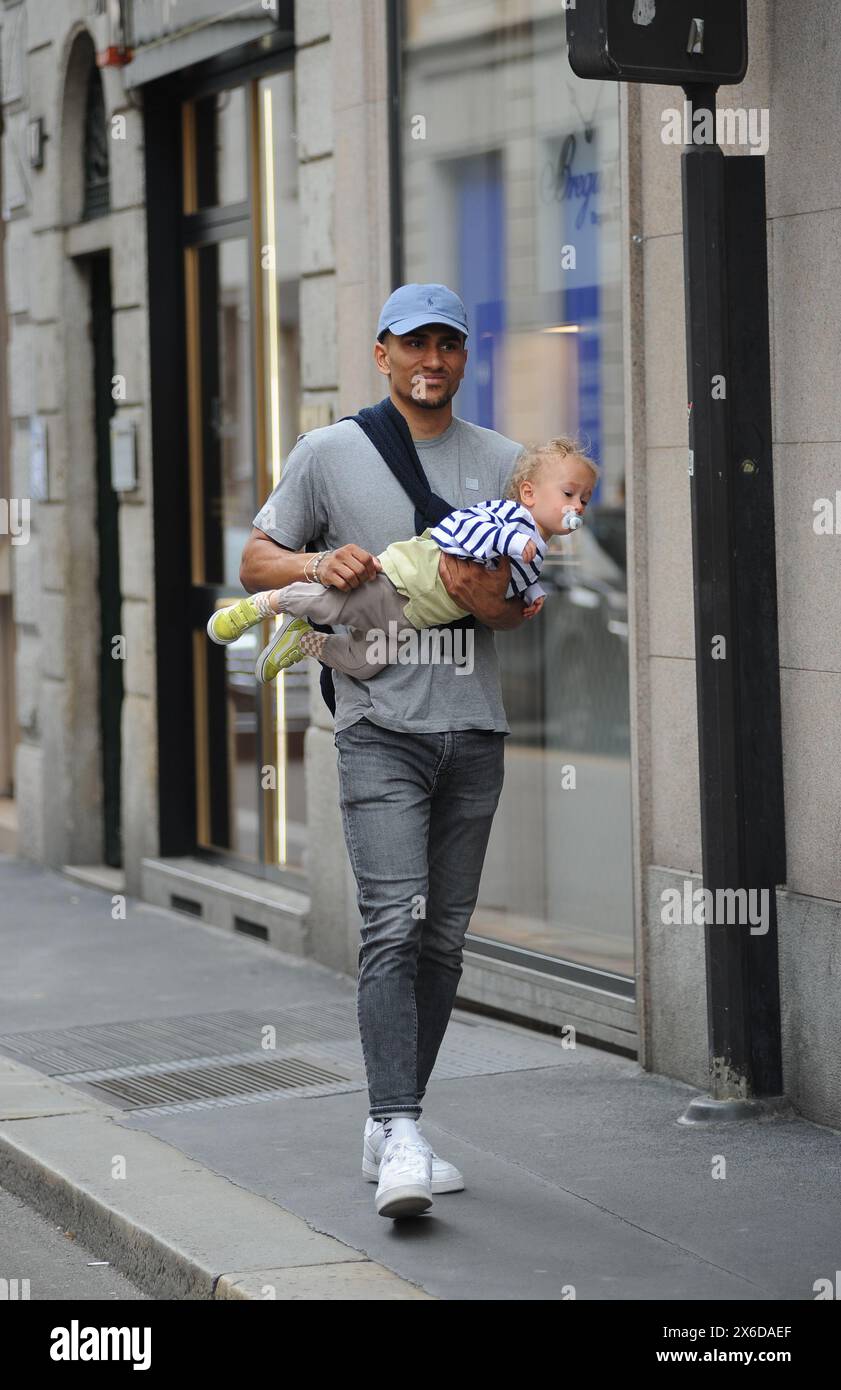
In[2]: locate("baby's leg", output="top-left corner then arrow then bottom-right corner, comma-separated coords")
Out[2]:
274,573 -> 410,635
295,576 -> 416,679
302,629 -> 388,680
270,579 -> 348,625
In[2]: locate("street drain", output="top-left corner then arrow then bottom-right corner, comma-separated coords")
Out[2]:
0,1004 -> 360,1074
83,1055 -> 351,1108
0,1001 -> 577,1119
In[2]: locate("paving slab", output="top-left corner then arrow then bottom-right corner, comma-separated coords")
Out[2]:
1,855 -> 839,1301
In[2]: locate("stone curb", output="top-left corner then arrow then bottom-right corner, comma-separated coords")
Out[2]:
0,1058 -> 434,1301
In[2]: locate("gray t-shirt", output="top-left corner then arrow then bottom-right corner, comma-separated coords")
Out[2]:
252,413 -> 524,735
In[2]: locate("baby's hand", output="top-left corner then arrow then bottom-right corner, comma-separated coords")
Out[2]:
522,538 -> 537,564
522,595 -> 545,620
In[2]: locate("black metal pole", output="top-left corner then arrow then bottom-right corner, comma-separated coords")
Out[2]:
680,85 -> 785,1114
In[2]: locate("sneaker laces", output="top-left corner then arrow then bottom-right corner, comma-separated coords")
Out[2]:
381,1138 -> 431,1176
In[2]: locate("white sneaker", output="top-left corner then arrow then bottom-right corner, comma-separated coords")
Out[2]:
363,1116 -> 465,1194
375,1135 -> 433,1219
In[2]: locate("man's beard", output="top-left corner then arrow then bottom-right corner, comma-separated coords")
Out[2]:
402,379 -> 458,411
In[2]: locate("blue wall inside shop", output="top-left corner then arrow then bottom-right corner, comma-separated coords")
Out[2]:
456,155 -> 505,432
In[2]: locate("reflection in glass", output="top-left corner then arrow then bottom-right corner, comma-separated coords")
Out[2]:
266,665 -> 308,871
400,0 -> 633,975
259,71 -> 301,478
198,238 -> 254,588
258,70 -> 306,870
194,86 -> 247,207
203,628 -> 261,862
185,75 -> 307,878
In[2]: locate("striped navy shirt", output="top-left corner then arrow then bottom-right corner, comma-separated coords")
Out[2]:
429,498 -> 547,604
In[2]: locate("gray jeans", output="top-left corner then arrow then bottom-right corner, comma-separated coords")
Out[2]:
334,716 -> 505,1121
272,575 -> 415,679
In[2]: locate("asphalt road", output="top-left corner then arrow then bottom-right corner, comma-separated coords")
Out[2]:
0,1182 -> 150,1301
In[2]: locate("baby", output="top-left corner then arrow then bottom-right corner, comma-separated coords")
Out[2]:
208,436 -> 598,684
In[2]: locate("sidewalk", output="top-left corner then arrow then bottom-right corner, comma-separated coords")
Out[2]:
0,854 -> 838,1302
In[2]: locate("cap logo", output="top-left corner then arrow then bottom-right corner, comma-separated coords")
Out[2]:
427,296 -> 435,307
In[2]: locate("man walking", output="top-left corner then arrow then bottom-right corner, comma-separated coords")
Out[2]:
239,284 -> 536,1219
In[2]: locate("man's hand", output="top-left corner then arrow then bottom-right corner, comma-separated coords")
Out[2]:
319,544 -> 382,590
437,552 -> 526,631
239,531 -> 381,593
521,538 -> 537,564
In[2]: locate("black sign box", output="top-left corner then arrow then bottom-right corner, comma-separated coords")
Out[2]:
567,0 -> 748,87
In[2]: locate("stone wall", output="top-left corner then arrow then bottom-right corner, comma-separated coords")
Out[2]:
1,0 -> 158,890
632,0 -> 841,1125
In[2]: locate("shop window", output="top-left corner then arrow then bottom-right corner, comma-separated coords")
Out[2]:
181,68 -> 305,877
398,0 -> 634,980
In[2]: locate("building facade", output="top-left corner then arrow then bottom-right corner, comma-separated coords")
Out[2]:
1,0 -> 839,1127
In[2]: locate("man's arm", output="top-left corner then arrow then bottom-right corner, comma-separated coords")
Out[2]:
240,528 -> 380,593
240,528 -> 316,591
241,435 -> 377,593
437,551 -> 533,630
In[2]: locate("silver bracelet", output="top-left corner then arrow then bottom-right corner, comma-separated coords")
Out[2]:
312,551 -> 332,585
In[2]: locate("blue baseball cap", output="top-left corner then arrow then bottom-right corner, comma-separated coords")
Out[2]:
377,283 -> 468,342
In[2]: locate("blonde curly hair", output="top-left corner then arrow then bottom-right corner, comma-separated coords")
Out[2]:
504,436 -> 600,503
